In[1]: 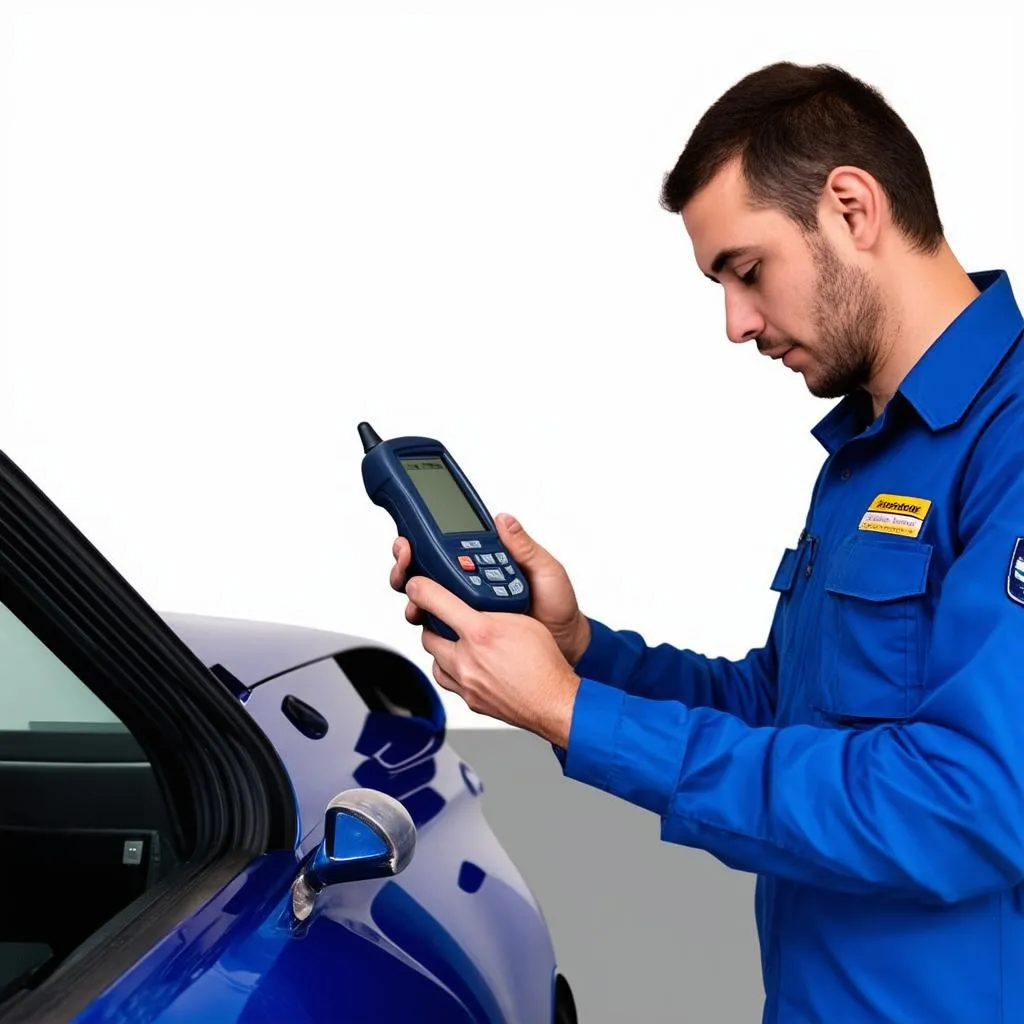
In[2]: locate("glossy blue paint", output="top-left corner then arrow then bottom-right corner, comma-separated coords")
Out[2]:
72,852 -> 480,1023
351,711 -> 448,829
85,615 -> 563,1023
74,813 -> 558,1021
371,879 -> 508,1022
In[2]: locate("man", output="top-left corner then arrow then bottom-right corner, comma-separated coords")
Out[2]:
390,62 -> 1024,1022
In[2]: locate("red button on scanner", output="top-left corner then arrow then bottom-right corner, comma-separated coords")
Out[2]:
458,555 -> 476,571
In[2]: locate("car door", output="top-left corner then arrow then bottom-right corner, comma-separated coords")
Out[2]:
0,450 -> 297,1023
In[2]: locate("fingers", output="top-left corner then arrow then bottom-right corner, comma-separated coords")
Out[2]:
423,623 -> 459,695
494,513 -> 547,568
406,576 -> 474,638
430,658 -> 460,695
391,537 -> 425,623
390,536 -> 411,593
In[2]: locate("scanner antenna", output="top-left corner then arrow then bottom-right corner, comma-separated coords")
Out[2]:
358,421 -> 382,453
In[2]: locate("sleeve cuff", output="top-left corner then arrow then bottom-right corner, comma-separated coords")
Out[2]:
561,677 -> 690,816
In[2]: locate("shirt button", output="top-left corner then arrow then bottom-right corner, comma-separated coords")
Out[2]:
840,468 -> 852,480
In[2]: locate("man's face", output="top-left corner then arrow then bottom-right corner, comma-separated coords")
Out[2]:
681,158 -> 886,399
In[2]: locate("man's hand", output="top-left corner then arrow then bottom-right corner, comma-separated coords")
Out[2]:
390,513 -> 592,665
405,575 -> 582,748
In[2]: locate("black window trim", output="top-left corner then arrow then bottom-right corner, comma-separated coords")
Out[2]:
0,451 -> 297,1022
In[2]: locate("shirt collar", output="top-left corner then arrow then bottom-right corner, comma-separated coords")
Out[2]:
812,270 -> 1024,453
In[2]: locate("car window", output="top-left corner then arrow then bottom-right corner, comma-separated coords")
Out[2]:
0,599 -> 174,1006
0,601 -> 126,732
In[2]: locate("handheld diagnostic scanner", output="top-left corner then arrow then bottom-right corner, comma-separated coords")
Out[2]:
358,422 -> 530,640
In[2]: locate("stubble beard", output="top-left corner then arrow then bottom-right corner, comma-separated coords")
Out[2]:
802,235 -> 888,400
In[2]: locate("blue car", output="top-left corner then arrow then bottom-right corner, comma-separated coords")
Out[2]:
0,452 -> 577,1023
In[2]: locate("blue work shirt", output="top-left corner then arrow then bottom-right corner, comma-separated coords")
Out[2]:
560,270 -> 1024,1022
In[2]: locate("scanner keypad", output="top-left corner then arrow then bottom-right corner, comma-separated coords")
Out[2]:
452,549 -> 521,599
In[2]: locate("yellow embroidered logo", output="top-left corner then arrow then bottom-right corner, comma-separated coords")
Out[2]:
858,493 -> 933,538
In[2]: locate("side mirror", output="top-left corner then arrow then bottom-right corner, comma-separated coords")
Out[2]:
291,788 -> 416,921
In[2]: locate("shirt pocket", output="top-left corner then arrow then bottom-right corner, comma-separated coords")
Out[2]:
817,534 -> 933,722
770,546 -> 800,594
769,546 -> 801,657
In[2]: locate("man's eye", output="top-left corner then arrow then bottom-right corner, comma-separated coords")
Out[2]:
738,263 -> 760,285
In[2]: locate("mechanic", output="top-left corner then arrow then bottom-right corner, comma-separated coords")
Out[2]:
390,62 -> 1024,1022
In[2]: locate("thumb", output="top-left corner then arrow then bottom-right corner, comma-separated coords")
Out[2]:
494,513 -> 551,569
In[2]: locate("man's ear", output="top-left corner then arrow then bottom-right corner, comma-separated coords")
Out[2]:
820,165 -> 884,252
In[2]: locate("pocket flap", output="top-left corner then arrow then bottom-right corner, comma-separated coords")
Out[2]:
825,536 -> 932,602
770,547 -> 800,593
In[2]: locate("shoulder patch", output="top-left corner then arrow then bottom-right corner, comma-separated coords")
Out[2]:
1008,538 -> 1024,608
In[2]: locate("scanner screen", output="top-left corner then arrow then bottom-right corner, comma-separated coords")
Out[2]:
400,458 -> 488,534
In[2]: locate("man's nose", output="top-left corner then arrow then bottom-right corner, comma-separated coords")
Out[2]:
725,292 -> 765,345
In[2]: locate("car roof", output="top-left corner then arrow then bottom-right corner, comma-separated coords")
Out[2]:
160,611 -> 388,688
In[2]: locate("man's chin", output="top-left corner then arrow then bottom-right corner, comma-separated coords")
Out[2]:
805,374 -> 858,400
799,365 -> 838,399
781,352 -> 861,400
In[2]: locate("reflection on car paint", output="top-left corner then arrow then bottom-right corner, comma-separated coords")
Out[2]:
352,712 -> 447,829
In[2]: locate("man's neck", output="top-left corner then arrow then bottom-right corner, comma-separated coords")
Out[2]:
865,242 -> 980,418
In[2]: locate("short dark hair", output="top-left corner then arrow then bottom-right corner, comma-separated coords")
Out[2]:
660,62 -> 944,253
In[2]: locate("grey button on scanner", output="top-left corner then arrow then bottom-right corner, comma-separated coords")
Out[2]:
492,586 -> 509,597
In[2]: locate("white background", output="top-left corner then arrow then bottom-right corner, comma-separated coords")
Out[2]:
2,1 -> 1020,728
